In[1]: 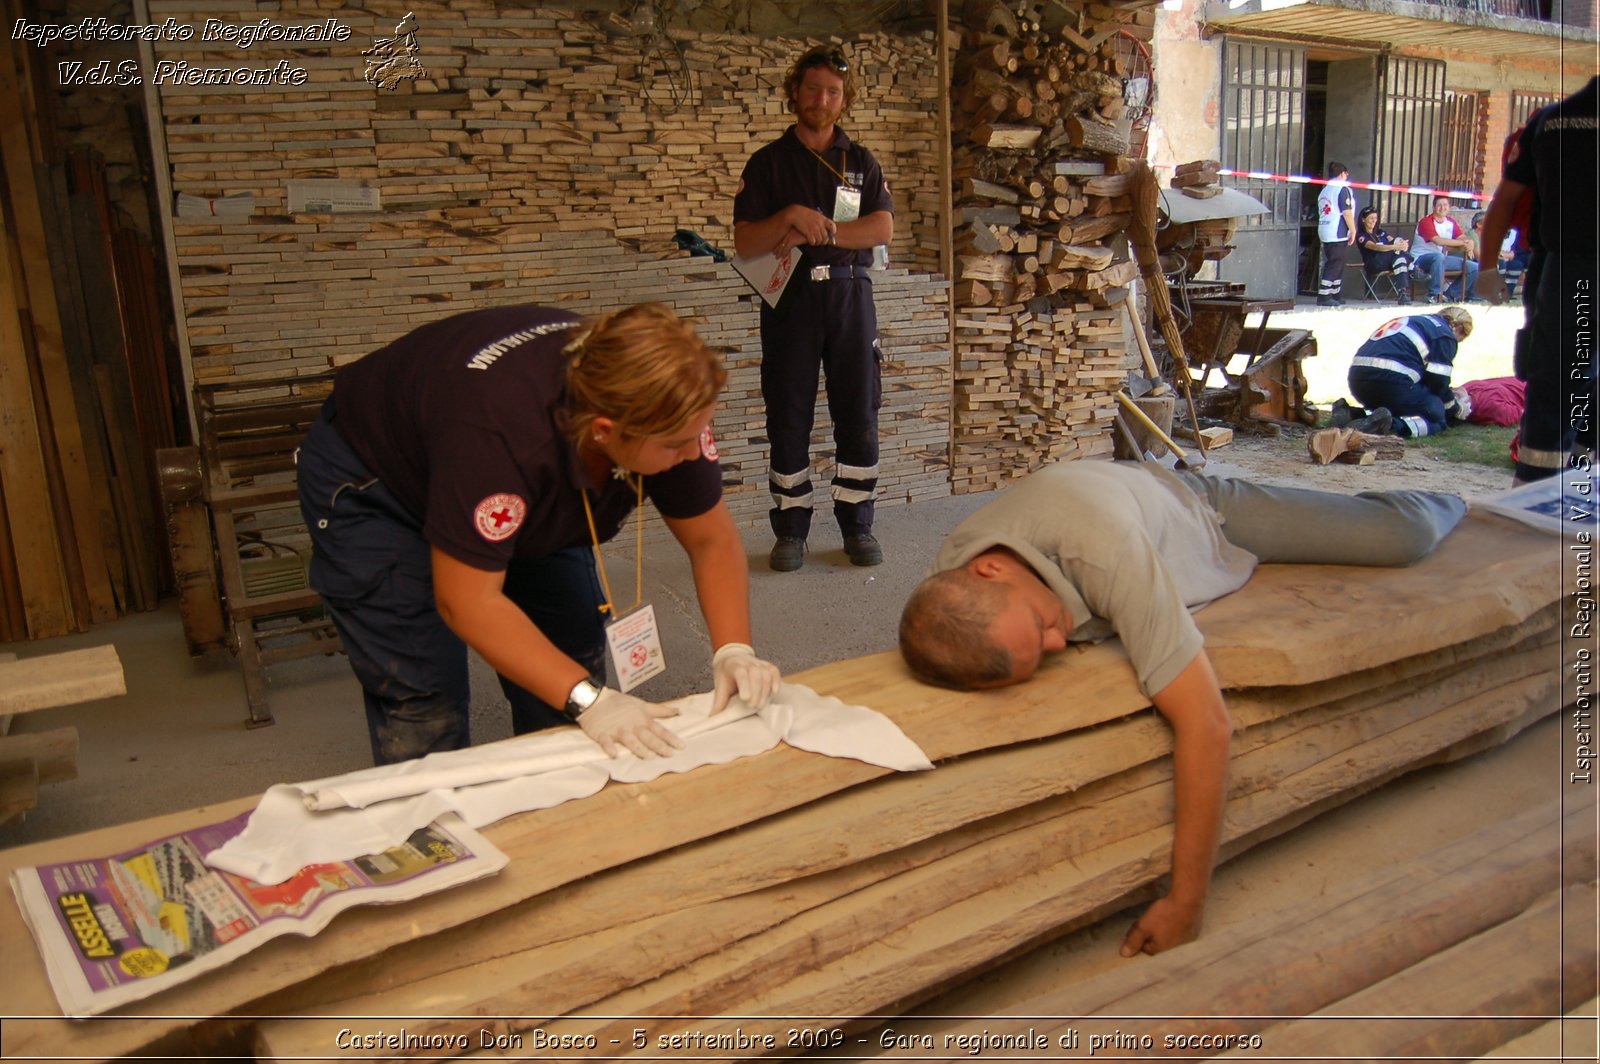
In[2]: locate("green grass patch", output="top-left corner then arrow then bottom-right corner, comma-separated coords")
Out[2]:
1407,423 -> 1517,469
1314,410 -> 1518,469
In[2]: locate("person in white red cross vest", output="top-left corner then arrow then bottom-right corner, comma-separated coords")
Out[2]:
1315,161 -> 1356,306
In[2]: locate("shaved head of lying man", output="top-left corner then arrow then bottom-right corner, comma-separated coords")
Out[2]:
900,460 -> 1466,956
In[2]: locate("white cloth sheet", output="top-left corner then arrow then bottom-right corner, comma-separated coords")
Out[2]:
205,683 -> 931,884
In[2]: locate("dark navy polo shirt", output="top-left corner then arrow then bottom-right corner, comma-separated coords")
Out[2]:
333,304 -> 723,571
1505,76 -> 1596,259
733,125 -> 893,270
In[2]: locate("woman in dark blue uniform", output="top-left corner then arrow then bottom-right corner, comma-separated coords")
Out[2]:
297,302 -> 780,765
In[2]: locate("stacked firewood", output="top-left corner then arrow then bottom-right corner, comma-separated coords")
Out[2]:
1158,157 -> 1241,276
947,0 -> 1157,492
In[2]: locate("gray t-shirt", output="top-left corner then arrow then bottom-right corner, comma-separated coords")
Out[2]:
933,461 -> 1258,695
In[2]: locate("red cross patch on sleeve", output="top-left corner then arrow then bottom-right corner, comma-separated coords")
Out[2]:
474,493 -> 527,542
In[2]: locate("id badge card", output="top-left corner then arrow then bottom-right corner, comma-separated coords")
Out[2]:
833,185 -> 861,223
606,603 -> 666,693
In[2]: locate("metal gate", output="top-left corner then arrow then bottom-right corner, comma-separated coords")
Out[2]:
1438,90 -> 1483,195
1218,40 -> 1306,298
1371,56 -> 1447,228
1511,90 -> 1561,131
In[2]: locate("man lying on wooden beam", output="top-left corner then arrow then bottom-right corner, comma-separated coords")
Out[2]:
898,460 -> 1466,956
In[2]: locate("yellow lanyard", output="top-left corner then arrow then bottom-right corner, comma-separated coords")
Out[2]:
807,145 -> 854,189
580,474 -> 644,617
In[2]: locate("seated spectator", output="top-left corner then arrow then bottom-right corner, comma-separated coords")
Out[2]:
1354,206 -> 1417,304
1473,210 -> 1528,298
1412,195 -> 1480,303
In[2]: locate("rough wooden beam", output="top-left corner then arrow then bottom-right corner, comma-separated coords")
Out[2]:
0,645 -> 125,715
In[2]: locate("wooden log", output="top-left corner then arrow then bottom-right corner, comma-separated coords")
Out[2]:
1181,183 -> 1225,199
1170,167 -> 1221,188
1244,884 -> 1596,1061
1467,999 -> 1599,1062
1065,114 -> 1129,155
956,253 -> 1015,284
967,0 -> 1020,37
0,195 -> 72,638
1082,172 -> 1132,197
953,279 -> 994,306
0,39 -> 115,626
1052,243 -> 1115,270
900,793 -> 1594,1049
957,177 -> 1019,204
1066,211 -> 1133,245
572,669 -> 1563,1052
0,726 -> 78,788
0,757 -> 39,827
970,123 -> 1041,150
1191,425 -> 1233,448
260,641 -> 1564,1056
0,516 -> 1562,1058
1087,258 -> 1139,289
0,645 -> 125,715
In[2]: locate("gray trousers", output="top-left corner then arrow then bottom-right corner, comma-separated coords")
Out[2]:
1175,472 -> 1468,567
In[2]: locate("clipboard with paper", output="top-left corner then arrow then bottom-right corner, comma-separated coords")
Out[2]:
732,248 -> 799,308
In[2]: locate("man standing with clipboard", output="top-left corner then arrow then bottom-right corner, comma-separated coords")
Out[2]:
733,46 -> 894,573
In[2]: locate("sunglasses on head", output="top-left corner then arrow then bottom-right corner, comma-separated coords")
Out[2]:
802,49 -> 848,73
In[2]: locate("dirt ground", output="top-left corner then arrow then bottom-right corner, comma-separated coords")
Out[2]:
1208,428 -> 1514,498
1197,300 -> 1520,500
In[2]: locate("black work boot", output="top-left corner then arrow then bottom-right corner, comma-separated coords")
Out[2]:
1346,407 -> 1393,436
843,532 -> 883,567
769,537 -> 806,572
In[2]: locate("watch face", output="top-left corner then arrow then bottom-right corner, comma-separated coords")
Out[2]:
567,680 -> 600,715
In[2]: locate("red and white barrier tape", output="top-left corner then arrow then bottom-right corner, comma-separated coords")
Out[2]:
1158,164 -> 1481,201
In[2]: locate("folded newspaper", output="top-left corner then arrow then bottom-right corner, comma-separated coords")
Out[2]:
1474,469 -> 1599,536
11,811 -> 506,1018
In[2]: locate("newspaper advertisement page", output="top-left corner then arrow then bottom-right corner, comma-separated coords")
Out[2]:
1475,469 -> 1600,536
10,811 -> 506,1018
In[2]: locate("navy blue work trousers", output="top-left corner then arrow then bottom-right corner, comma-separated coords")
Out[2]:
1515,252 -> 1598,481
297,404 -> 606,765
1348,369 -> 1448,439
759,274 -> 882,539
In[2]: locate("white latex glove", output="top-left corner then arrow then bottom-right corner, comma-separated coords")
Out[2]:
1474,267 -> 1507,305
711,642 -> 782,713
578,687 -> 683,759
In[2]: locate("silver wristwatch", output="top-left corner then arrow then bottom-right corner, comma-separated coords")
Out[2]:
564,678 -> 602,718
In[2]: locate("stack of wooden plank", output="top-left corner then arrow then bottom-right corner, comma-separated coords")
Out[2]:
0,645 -> 125,826
0,511 -> 1572,1060
145,0 -> 943,389
946,1 -> 1161,491
1,25 -> 173,639
869,794 -> 1596,1060
136,2 -> 955,519
179,227 -> 951,526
